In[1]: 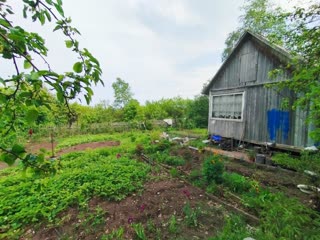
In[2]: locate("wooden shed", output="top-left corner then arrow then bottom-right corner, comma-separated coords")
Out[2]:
203,31 -> 313,148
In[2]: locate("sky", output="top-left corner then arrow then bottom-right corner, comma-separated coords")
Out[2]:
2,0 -> 304,105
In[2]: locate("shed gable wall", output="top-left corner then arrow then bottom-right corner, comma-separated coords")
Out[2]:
211,39 -> 287,90
208,37 -> 310,147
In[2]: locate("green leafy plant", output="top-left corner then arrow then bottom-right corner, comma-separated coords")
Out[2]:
206,182 -> 218,194
169,168 -> 180,178
242,189 -> 320,239
132,223 -> 147,240
209,215 -> 251,240
203,154 -> 224,184
152,151 -> 185,166
257,193 -> 320,239
271,153 -> 301,171
183,202 -> 201,227
222,173 -> 252,194
168,215 -> 179,234
0,148 -> 149,238
101,227 -> 124,240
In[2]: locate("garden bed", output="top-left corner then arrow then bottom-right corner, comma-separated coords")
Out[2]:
1,131 -> 320,239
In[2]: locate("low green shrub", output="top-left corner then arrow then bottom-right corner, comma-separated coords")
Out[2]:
206,182 -> 218,194
203,154 -> 224,184
189,139 -> 206,149
163,156 -> 185,166
222,173 -> 252,194
151,151 -> 185,166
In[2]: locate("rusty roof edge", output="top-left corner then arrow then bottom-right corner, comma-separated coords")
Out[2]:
202,30 -> 292,95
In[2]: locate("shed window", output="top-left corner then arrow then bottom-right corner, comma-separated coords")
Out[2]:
212,93 -> 243,120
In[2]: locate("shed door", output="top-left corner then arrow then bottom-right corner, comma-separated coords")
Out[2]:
240,51 -> 258,82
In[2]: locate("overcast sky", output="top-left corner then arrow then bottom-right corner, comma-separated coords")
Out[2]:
3,0 -> 303,105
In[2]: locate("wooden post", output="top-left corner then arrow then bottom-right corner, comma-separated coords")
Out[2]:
50,132 -> 55,158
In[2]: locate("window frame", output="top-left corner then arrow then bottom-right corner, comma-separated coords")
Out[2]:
210,92 -> 245,122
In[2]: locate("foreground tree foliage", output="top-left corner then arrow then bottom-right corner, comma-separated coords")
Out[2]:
0,0 -> 103,170
279,3 -> 320,141
224,0 -> 320,143
222,0 -> 288,61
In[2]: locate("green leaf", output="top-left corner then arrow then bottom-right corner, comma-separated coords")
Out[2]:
0,93 -> 7,103
0,153 -> 17,166
39,11 -> 45,25
0,18 -> 10,28
23,6 -> 28,18
45,0 -> 53,4
54,3 -> 64,17
12,144 -> 26,155
65,40 -> 73,48
19,91 -> 32,98
0,77 -> 5,86
26,109 -> 39,124
6,8 -> 13,14
53,24 -> 62,32
44,10 -> 52,22
30,71 -> 39,80
56,89 -> 64,102
24,60 -> 32,69
73,62 -> 83,73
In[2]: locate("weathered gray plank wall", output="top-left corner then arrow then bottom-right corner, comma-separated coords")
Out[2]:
208,37 -> 310,147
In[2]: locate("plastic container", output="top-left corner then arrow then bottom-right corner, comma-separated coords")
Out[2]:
255,154 -> 266,164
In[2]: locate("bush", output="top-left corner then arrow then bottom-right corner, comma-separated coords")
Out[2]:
203,155 -> 224,184
206,183 -> 218,194
222,173 -> 252,194
162,155 -> 185,166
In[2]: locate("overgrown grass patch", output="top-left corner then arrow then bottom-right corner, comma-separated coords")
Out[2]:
272,151 -> 320,174
56,133 -> 118,149
222,172 -> 254,194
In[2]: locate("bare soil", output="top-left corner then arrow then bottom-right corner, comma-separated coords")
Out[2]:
172,146 -> 314,208
27,141 -> 120,156
25,172 -> 226,240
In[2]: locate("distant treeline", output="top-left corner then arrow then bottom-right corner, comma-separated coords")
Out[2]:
32,95 -> 209,131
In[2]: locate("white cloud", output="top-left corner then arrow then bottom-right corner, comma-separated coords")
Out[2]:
2,0 -> 248,105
